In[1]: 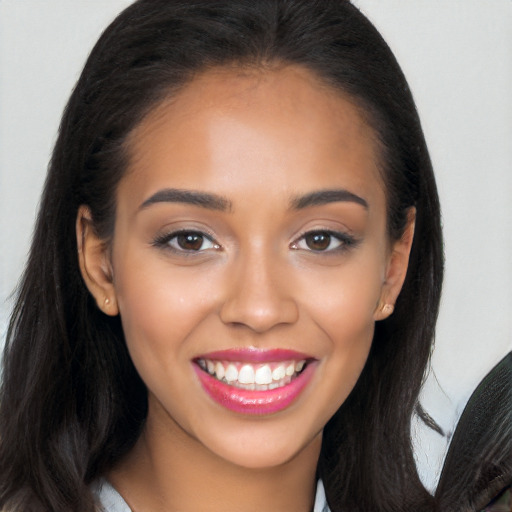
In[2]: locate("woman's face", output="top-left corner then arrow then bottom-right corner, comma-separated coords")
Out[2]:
81,65 -> 412,469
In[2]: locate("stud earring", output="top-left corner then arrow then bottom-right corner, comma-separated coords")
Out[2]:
382,303 -> 394,315
104,298 -> 110,306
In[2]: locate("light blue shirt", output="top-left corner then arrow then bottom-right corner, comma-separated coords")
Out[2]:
94,478 -> 330,512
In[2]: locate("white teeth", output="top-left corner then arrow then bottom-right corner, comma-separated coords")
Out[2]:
255,365 -> 273,385
215,361 -> 225,380
224,364 -> 238,383
238,364 -> 255,384
198,358 -> 308,390
272,365 -> 286,381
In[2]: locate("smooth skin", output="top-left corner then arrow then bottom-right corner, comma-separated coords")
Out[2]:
78,65 -> 415,512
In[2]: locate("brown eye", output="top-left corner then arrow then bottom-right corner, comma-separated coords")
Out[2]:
304,232 -> 332,251
291,230 -> 355,253
176,232 -> 205,251
154,230 -> 218,253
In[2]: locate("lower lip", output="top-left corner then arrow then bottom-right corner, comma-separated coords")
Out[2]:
193,363 -> 315,415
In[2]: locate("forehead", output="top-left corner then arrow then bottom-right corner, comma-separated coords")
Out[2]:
121,65 -> 384,208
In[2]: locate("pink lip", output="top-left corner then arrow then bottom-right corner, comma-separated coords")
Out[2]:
196,347 -> 311,363
193,352 -> 316,415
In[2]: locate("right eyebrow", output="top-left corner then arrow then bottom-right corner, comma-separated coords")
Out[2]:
139,188 -> 232,212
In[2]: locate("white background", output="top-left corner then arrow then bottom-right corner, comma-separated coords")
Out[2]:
1,0 -> 511,490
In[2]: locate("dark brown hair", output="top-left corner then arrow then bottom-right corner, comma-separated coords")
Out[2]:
0,1 -> 443,510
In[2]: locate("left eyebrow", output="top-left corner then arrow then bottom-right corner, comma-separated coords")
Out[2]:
290,189 -> 369,210
139,188 -> 232,212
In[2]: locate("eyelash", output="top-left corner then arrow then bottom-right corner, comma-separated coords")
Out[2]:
152,229 -> 220,254
290,229 -> 359,253
152,228 -> 358,255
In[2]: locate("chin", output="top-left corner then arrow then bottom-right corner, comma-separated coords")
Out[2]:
195,419 -> 323,471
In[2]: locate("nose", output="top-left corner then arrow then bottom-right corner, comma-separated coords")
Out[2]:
219,249 -> 299,333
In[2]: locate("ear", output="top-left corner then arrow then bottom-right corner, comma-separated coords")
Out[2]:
374,208 -> 416,321
76,205 -> 119,316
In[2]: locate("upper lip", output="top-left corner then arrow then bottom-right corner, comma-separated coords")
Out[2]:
194,347 -> 313,363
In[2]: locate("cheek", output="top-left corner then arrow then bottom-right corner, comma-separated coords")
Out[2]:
112,251 -> 223,364
295,255 -> 383,404
301,259 -> 383,342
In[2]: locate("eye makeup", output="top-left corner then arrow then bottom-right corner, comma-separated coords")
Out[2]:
290,229 -> 360,253
152,229 -> 221,255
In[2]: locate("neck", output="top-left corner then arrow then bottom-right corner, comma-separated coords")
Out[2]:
109,398 -> 321,512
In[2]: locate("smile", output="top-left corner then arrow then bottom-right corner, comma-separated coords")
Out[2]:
196,358 -> 306,390
193,348 -> 315,415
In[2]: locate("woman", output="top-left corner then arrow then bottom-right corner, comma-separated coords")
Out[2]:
0,1 -> 444,511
